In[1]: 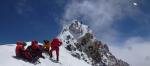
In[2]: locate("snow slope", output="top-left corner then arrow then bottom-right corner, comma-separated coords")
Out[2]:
0,43 -> 90,66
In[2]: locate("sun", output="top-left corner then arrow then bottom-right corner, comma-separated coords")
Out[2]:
133,2 -> 138,6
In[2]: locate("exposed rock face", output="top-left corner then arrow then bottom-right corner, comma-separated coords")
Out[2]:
58,20 -> 130,66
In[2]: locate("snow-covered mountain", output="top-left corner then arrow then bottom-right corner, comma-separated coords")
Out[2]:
0,20 -> 129,66
58,20 -> 130,66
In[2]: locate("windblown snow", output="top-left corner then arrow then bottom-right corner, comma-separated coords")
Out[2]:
0,43 -> 90,66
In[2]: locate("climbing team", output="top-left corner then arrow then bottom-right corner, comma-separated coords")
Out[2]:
15,37 -> 62,63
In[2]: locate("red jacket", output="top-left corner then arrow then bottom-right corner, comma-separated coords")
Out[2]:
31,43 -> 40,54
51,38 -> 62,48
24,49 -> 32,60
15,42 -> 25,56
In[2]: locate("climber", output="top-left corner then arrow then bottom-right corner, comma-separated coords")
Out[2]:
43,40 -> 50,52
49,38 -> 62,61
15,41 -> 33,62
15,41 -> 26,58
27,40 -> 45,62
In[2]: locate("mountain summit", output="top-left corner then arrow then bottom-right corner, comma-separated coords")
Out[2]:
58,20 -> 130,66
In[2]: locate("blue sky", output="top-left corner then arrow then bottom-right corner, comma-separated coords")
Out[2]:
0,0 -> 69,44
0,0 -> 150,45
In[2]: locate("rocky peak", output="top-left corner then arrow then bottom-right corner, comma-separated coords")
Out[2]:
69,20 -> 83,37
58,20 -> 130,66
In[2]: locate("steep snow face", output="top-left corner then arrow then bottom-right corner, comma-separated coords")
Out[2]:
0,43 -> 90,66
58,20 -> 129,66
